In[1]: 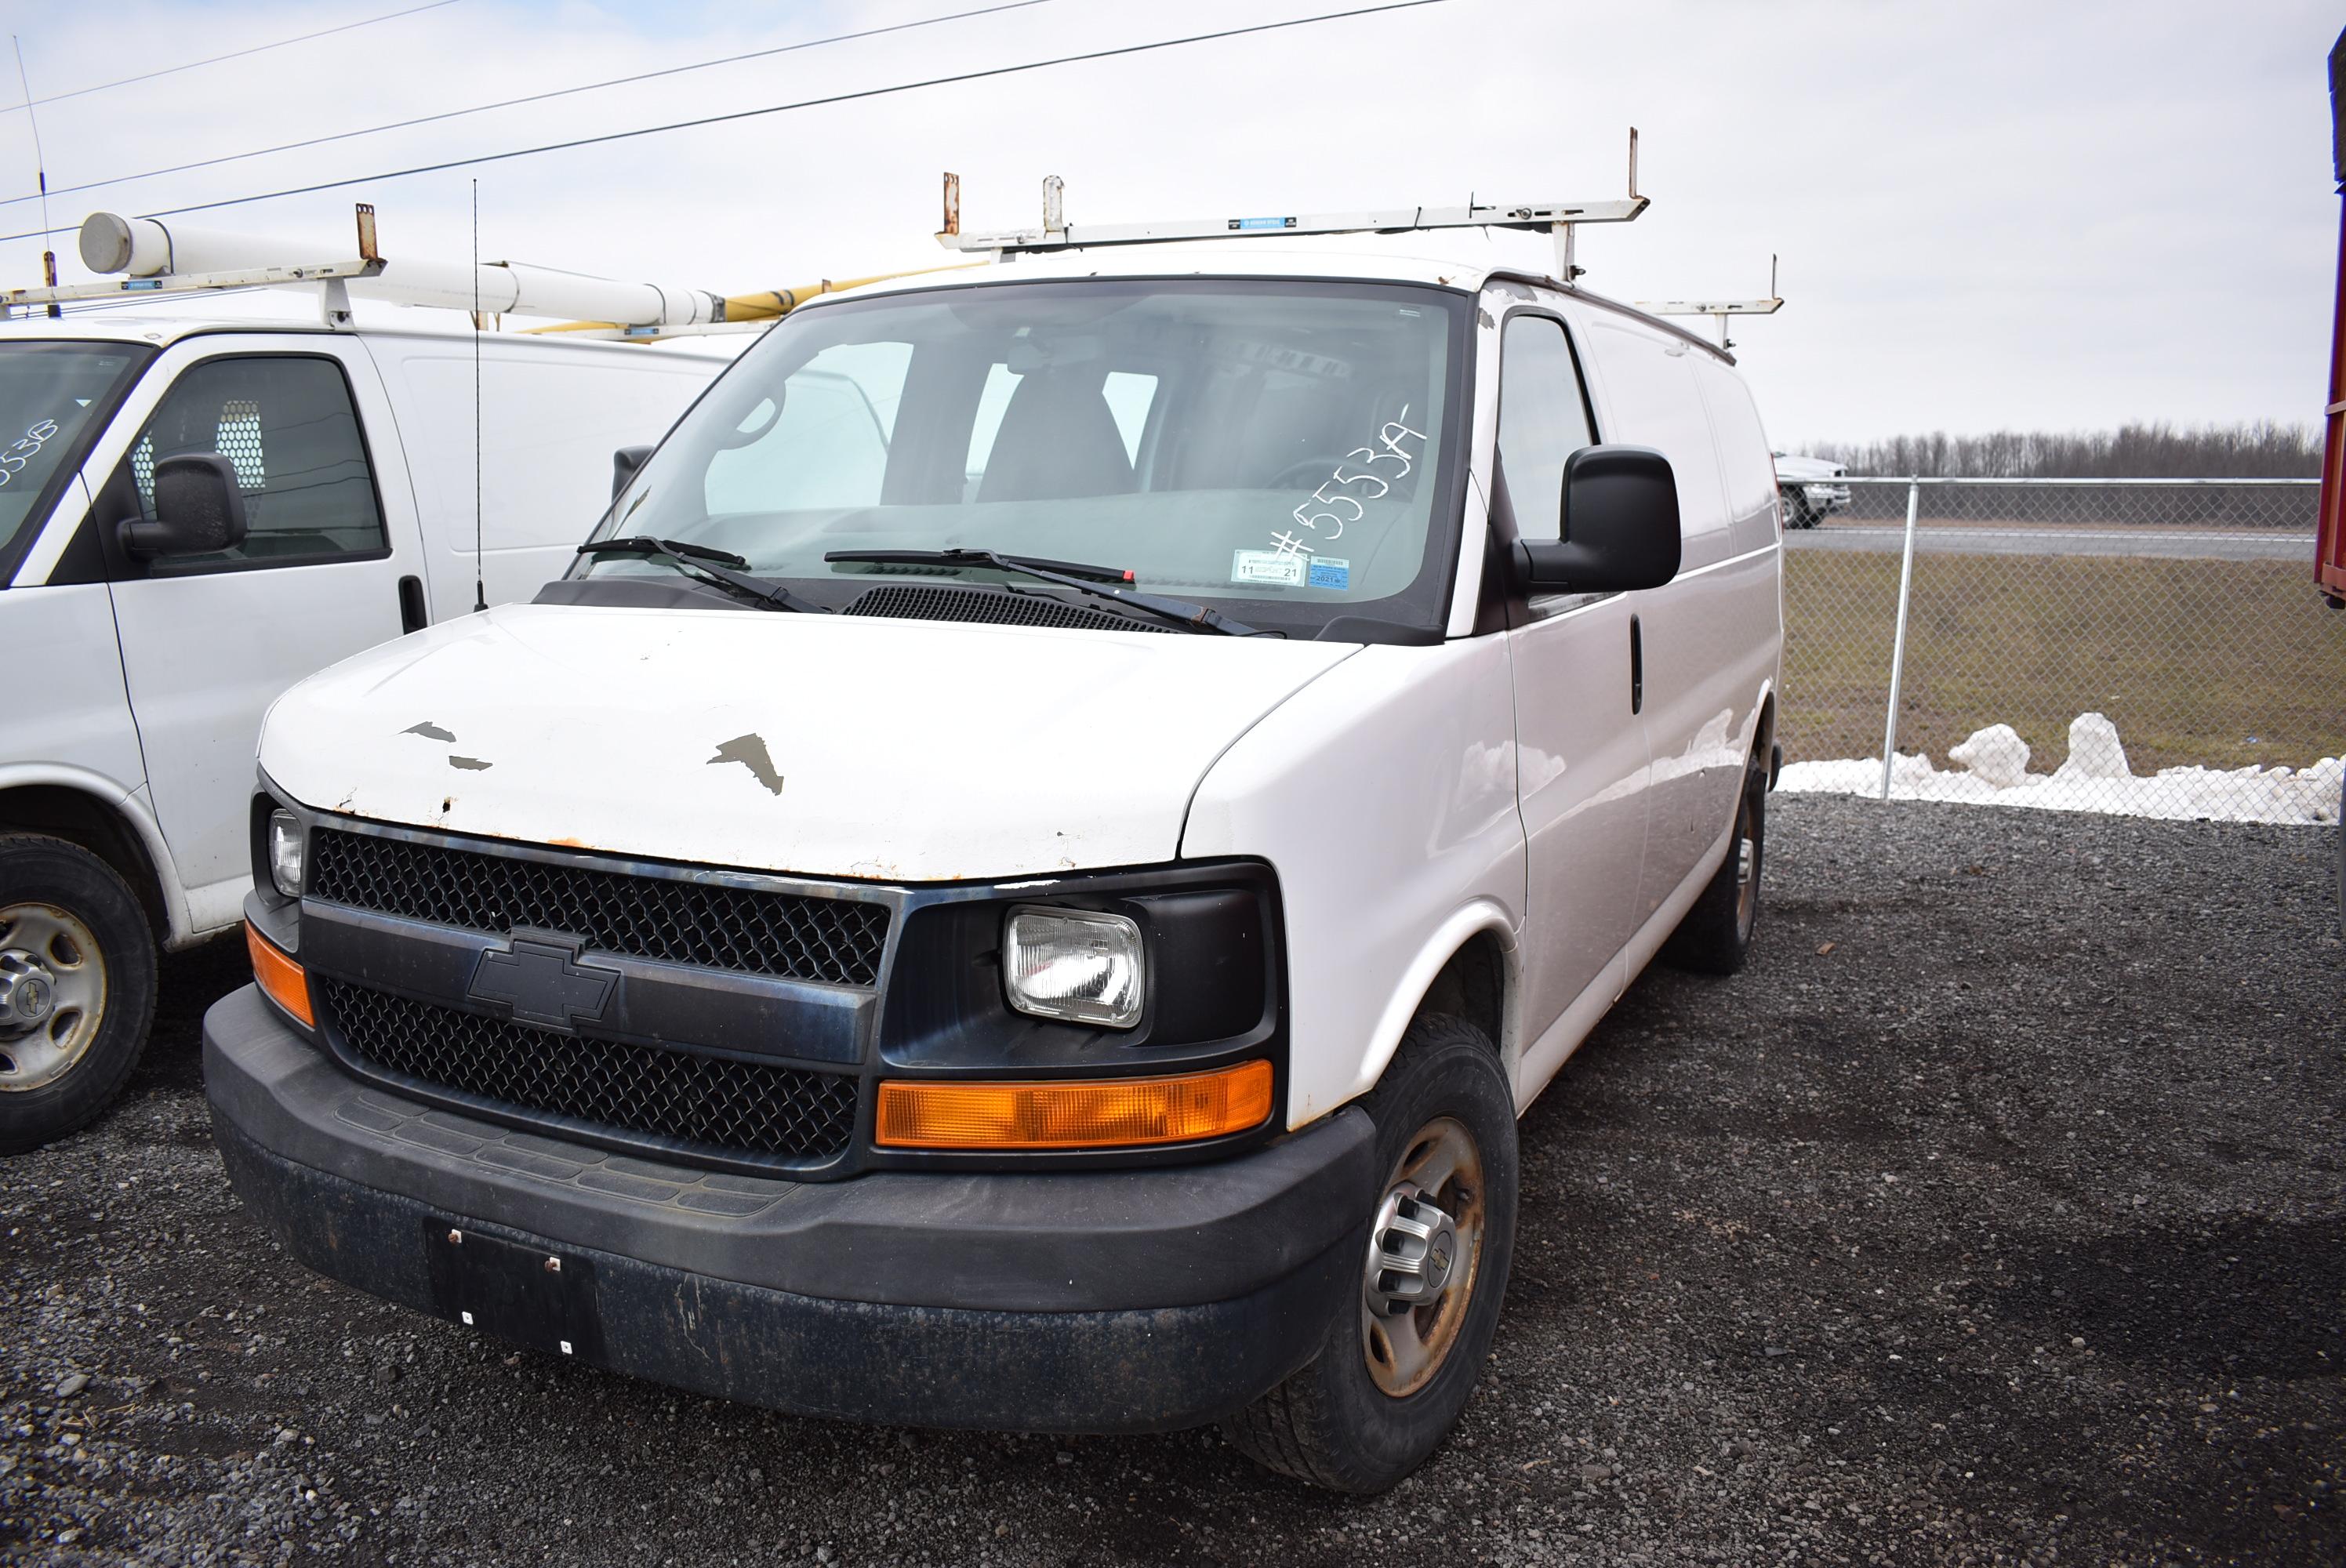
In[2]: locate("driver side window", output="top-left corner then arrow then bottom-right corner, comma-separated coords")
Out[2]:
704,341 -> 910,514
1494,315 -> 1595,543
119,354 -> 384,569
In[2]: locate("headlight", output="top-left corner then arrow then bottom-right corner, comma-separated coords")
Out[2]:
1003,907 -> 1144,1029
267,809 -> 305,897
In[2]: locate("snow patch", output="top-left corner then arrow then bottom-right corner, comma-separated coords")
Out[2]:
1781,713 -> 2343,826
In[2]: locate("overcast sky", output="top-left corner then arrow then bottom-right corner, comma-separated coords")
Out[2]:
0,0 -> 2336,445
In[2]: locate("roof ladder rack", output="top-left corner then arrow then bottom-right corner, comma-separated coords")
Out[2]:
938,129 -> 1649,284
1638,254 -> 1785,350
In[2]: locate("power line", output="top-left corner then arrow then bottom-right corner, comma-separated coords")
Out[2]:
0,0 -> 1447,246
0,2 -> 460,114
0,0 -> 1056,212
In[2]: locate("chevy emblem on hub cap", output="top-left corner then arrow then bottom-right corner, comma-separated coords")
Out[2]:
465,933 -> 619,1033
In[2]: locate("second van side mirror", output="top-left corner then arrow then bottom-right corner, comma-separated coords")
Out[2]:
612,444 -> 653,499
1516,445 -> 1682,594
118,453 -> 248,559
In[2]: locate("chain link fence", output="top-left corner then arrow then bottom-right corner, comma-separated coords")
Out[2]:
1777,477 -> 2346,822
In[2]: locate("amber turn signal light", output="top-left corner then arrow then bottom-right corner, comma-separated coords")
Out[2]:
874,1059 -> 1274,1151
245,921 -> 314,1029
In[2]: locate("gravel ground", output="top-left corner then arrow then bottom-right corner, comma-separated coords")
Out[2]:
2,795 -> 2341,1566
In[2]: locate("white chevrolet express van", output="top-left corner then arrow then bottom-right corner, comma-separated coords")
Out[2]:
203,243 -> 1785,1492
0,316 -> 720,1149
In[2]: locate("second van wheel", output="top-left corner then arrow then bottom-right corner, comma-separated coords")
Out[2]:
1660,749 -> 1769,976
1219,1012 -> 1518,1494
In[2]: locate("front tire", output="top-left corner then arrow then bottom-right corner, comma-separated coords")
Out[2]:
0,836 -> 158,1153
1221,1013 -> 1518,1494
1780,491 -> 1814,530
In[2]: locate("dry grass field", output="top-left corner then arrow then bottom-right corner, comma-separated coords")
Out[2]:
1781,550 -> 2346,773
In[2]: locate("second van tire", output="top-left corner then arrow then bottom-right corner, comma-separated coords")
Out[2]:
0,835 -> 158,1154
1661,749 -> 1768,976
1220,1012 -> 1518,1494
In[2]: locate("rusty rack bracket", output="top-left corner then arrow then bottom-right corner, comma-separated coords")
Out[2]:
939,129 -> 1648,283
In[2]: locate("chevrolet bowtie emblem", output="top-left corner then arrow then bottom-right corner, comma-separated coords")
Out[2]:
466,932 -> 619,1033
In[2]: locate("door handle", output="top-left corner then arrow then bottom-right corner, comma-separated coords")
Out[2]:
398,575 -> 427,634
1628,614 -> 1643,715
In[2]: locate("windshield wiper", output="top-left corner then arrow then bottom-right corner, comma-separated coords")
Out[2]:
579,536 -> 827,615
822,547 -> 1262,637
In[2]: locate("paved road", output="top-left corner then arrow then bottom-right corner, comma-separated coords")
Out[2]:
1785,523 -> 2316,562
2,797 -> 2341,1565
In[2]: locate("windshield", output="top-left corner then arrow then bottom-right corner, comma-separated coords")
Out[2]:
579,278 -> 1469,636
0,341 -> 151,568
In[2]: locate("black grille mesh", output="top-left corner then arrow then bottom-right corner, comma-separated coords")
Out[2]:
843,583 -> 1172,634
321,981 -> 857,1163
308,830 -> 889,986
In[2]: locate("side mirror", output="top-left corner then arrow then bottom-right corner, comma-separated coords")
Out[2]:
612,444 -> 653,500
118,453 -> 248,558
1516,445 -> 1682,593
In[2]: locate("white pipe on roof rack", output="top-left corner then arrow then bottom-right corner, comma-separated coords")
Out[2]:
78,211 -> 723,327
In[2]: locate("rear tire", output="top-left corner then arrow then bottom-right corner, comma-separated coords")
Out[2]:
1660,748 -> 1767,976
0,836 -> 158,1154
1220,1013 -> 1517,1494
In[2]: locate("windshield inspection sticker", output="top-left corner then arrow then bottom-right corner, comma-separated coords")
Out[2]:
1306,557 -> 1351,590
1232,548 -> 1306,587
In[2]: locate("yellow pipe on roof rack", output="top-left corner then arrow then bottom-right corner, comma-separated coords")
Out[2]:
523,262 -> 982,336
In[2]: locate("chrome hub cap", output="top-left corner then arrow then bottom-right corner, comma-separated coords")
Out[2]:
1360,1115 -> 1486,1398
1734,821 -> 1760,934
0,905 -> 108,1091
1367,1183 -> 1459,1310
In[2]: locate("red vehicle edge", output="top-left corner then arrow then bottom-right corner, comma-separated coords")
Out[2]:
2321,27 -> 2346,607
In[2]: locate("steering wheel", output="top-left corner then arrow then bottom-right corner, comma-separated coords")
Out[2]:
1264,454 -> 1370,490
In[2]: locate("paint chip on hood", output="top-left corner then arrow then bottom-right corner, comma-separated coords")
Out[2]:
708,733 -> 786,797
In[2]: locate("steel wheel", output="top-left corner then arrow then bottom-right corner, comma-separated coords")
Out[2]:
1360,1115 -> 1487,1397
1734,826 -> 1760,939
0,902 -> 110,1092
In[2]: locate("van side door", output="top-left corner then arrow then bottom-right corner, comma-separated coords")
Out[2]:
1495,304 -> 1652,1078
1574,314 -> 1756,927
73,337 -> 425,931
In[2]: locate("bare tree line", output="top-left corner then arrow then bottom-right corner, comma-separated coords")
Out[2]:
1802,421 -> 2323,478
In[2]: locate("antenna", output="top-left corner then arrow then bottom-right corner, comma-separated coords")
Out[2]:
9,38 -> 57,318
471,179 -> 485,614
1638,252 -> 1784,351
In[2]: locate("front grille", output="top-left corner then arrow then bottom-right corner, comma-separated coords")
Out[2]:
309,829 -> 889,986
321,981 -> 857,1163
843,583 -> 1173,634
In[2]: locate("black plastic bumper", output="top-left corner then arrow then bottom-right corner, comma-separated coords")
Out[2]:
202,985 -> 1375,1433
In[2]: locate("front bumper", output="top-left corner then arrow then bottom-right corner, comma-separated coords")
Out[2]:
204,985 -> 1374,1433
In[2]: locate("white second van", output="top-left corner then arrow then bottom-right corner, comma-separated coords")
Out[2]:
2,316 -> 722,1149
204,241 -> 1783,1492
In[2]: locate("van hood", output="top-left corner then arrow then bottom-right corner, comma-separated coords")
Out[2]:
260,604 -> 1359,881
1772,453 -> 1845,481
